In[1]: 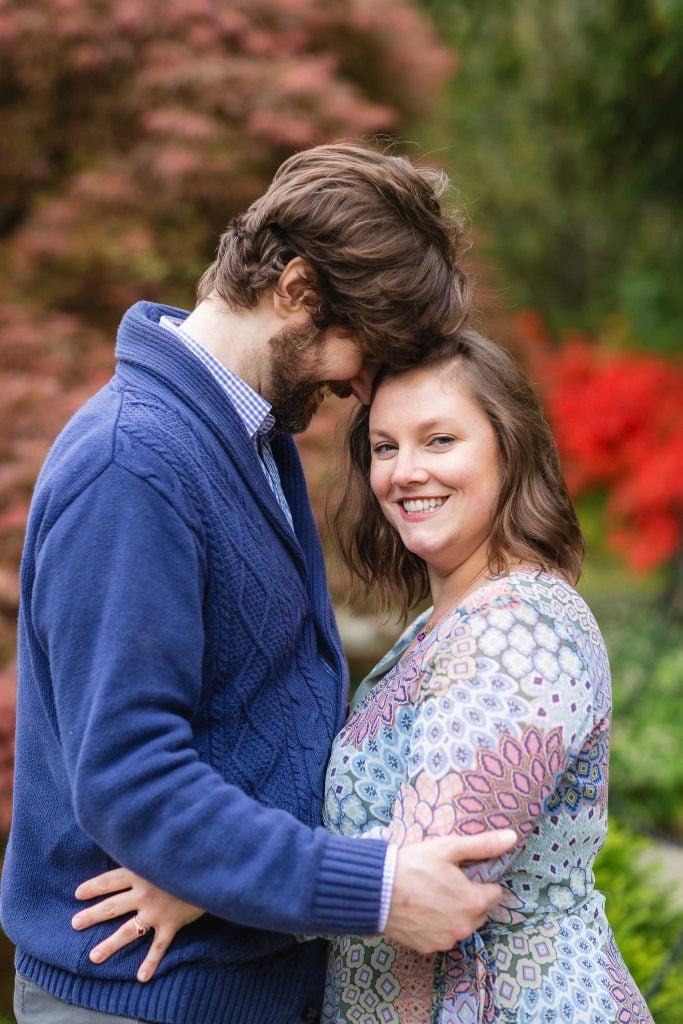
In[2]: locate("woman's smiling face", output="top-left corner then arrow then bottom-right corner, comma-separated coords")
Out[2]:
369,365 -> 502,579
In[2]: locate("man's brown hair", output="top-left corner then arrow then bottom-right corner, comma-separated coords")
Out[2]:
197,141 -> 470,365
332,330 -> 585,617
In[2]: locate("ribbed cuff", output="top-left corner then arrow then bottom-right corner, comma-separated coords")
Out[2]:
311,835 -> 388,934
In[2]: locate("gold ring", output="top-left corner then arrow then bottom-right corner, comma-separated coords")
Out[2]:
133,913 -> 151,937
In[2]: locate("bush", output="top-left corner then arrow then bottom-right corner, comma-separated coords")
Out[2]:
596,819 -> 683,1022
582,576 -> 683,840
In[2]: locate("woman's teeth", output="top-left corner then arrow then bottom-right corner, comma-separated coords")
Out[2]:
402,497 -> 446,514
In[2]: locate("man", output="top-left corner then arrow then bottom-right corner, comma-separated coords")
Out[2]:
2,143 -> 515,1024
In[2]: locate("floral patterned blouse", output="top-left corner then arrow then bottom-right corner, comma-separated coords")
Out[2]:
322,569 -> 653,1023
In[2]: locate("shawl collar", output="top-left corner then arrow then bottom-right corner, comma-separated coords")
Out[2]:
115,301 -> 307,574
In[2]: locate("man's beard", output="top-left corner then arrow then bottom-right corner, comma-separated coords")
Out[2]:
266,321 -> 333,434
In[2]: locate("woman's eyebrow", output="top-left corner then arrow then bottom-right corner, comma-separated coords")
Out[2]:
370,418 -> 454,436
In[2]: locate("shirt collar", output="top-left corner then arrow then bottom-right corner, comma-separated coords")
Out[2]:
159,315 -> 276,441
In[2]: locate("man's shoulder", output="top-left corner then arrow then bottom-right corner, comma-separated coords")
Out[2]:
115,377 -> 201,463
37,380 -> 122,496
33,378 -> 205,529
41,377 -> 177,475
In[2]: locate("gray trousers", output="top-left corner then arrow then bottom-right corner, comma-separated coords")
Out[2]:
14,974 -> 148,1024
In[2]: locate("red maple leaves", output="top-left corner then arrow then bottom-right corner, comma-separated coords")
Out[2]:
517,310 -> 683,572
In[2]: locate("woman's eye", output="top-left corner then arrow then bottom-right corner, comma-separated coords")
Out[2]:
430,435 -> 455,447
372,442 -> 396,456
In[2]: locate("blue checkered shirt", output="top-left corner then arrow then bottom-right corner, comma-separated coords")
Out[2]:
160,315 -> 294,530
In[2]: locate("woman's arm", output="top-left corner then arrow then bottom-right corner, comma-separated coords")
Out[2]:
375,592 -> 599,907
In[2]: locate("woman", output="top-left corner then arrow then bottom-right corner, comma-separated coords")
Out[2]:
73,332 -> 652,1022
321,332 -> 652,1022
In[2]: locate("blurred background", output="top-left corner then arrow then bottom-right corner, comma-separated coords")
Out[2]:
1,0 -> 681,1019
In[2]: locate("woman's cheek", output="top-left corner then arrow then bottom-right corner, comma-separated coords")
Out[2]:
369,462 -> 385,502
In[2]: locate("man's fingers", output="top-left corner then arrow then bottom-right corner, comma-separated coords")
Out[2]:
72,893 -> 136,930
75,868 -> 134,900
137,931 -> 174,982
441,828 -> 517,862
88,919 -> 147,964
477,882 -> 507,913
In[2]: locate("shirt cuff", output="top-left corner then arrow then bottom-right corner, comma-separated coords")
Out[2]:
378,842 -> 398,931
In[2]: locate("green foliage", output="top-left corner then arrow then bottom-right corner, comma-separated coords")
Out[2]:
422,0 -> 683,353
611,637 -> 683,836
596,819 -> 683,1021
581,570 -> 683,838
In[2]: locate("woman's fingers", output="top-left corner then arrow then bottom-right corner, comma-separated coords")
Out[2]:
75,867 -> 137,900
88,917 -> 150,964
72,874 -> 202,975
72,892 -> 138,930
137,929 -> 174,982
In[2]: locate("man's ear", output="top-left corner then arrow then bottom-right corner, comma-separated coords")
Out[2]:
272,257 -> 319,320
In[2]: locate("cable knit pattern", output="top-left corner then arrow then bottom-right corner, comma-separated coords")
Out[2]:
1,301 -> 388,1024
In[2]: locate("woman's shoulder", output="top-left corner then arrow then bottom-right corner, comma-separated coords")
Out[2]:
421,568 -> 611,712
433,567 -> 607,668
465,567 -> 596,624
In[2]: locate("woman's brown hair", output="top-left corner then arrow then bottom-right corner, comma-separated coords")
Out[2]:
332,330 -> 585,617
197,141 -> 470,367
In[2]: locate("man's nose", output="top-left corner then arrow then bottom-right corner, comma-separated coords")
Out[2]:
349,363 -> 379,405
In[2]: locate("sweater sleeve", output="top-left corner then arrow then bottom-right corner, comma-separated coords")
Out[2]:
32,462 -> 386,936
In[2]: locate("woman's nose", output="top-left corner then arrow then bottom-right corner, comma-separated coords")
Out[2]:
390,449 -> 429,487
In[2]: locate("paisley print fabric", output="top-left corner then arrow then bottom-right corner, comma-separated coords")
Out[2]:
322,569 -> 652,1023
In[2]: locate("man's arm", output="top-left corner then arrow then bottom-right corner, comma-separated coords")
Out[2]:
34,462 -> 385,936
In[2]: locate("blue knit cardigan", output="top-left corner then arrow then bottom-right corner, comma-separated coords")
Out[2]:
1,302 -> 388,1024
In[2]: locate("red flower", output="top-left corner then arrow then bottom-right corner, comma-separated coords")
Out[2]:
516,312 -> 683,571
